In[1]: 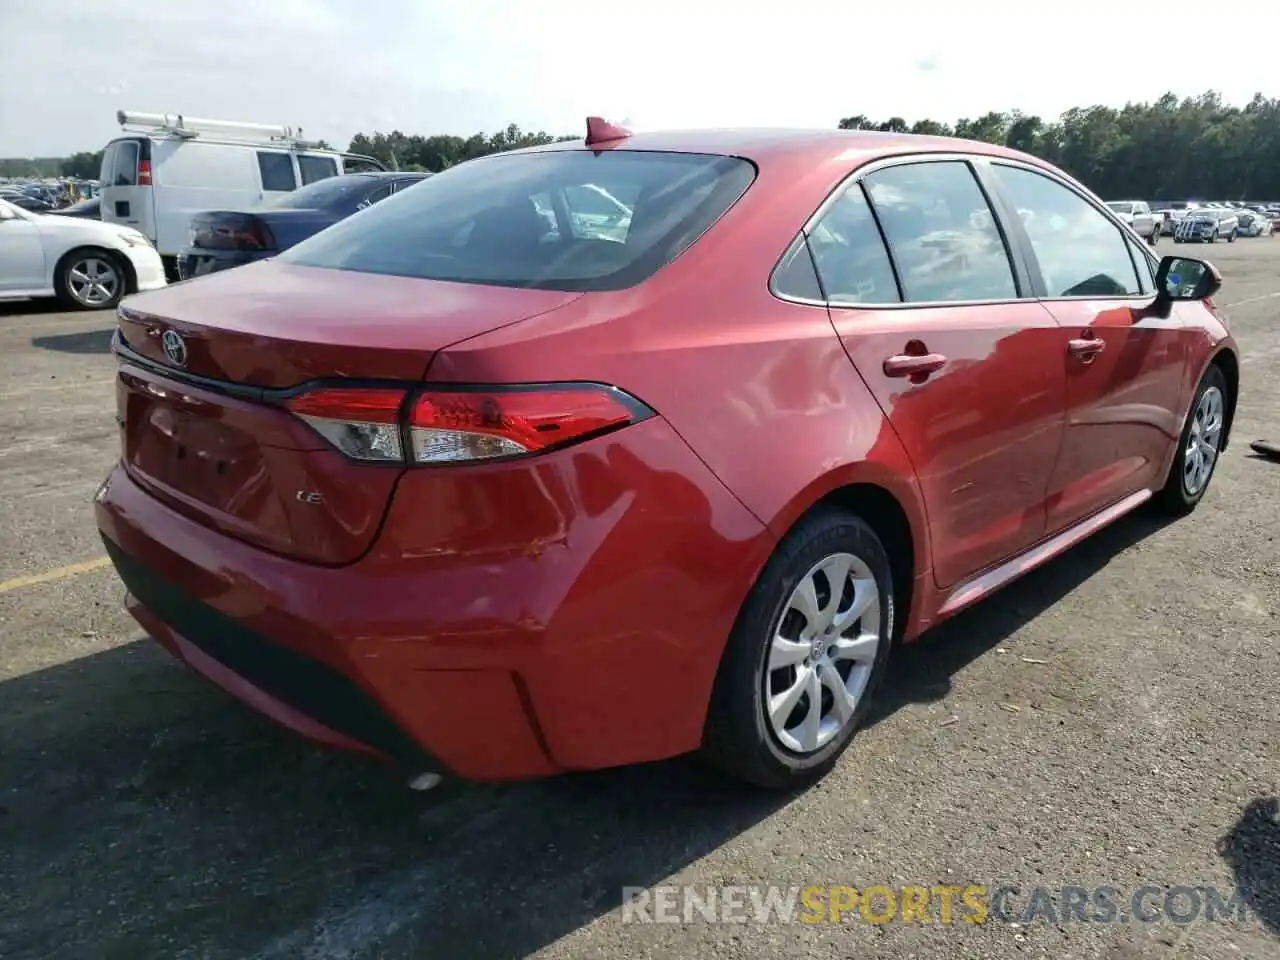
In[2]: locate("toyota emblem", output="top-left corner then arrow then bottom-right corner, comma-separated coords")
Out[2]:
161,330 -> 188,367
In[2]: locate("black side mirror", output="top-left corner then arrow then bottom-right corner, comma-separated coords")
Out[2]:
1154,255 -> 1222,302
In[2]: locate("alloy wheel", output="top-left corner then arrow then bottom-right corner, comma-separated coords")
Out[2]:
1184,385 -> 1224,497
764,552 -> 881,754
67,257 -> 121,307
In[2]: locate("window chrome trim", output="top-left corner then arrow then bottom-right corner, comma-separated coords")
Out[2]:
768,150 -> 1036,311
768,149 -> 1167,311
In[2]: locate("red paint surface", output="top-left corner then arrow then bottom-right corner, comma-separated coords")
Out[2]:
97,129 -> 1239,779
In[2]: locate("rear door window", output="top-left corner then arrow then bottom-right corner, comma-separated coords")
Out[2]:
111,141 -> 140,186
257,152 -> 297,192
861,160 -> 1019,304
98,143 -> 118,184
280,150 -> 756,291
298,154 -> 339,185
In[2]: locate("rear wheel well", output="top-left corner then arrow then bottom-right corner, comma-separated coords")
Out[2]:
53,245 -> 137,295
1210,348 -> 1239,450
812,483 -> 915,641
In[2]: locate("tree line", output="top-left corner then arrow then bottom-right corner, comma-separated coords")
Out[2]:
838,91 -> 1280,200
6,91 -> 1278,199
346,124 -> 576,172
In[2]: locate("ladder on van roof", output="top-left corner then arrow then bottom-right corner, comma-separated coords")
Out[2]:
115,110 -> 328,150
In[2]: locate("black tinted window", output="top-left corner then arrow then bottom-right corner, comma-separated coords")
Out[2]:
805,185 -> 900,303
257,152 -> 297,192
992,164 -> 1141,297
112,141 -> 139,186
862,161 -> 1018,303
281,151 -> 755,291
298,154 -> 339,185
99,144 -> 117,184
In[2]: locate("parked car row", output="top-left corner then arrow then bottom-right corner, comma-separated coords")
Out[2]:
98,110 -> 386,279
1149,198 -> 1280,238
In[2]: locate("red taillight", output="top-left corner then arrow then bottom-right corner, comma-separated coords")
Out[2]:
284,384 -> 648,465
285,387 -> 406,462
408,387 -> 639,463
191,215 -> 275,251
137,159 -> 152,186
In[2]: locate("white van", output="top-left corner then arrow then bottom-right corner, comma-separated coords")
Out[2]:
99,110 -> 384,277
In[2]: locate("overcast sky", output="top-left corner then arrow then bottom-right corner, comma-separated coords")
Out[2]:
2,0 -> 1277,157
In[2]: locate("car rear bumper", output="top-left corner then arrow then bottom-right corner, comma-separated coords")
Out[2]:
177,248 -> 269,280
94,415 -> 774,780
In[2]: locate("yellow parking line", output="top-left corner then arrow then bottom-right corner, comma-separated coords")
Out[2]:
0,556 -> 112,594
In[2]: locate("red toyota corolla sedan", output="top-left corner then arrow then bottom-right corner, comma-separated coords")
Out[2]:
95,121 -> 1239,789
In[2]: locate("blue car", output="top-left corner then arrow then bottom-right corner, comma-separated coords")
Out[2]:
177,171 -> 430,279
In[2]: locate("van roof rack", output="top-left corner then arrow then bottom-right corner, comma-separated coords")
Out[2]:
115,110 -> 328,150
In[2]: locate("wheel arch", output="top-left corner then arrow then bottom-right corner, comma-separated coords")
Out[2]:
1209,345 -> 1239,451
760,462 -> 931,644
53,244 -> 137,297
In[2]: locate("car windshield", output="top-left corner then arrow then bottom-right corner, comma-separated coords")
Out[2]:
280,150 -> 756,292
1106,202 -> 1135,214
265,174 -> 383,211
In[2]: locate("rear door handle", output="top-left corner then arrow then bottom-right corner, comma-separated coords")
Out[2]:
883,353 -> 947,379
1067,337 -> 1106,361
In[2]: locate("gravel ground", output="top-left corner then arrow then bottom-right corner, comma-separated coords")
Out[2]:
1,240 -> 1277,960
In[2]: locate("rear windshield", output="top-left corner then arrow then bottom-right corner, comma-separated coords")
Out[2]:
266,173 -> 379,211
279,150 -> 756,291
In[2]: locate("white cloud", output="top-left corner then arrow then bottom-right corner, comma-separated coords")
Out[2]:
2,0 -> 1277,157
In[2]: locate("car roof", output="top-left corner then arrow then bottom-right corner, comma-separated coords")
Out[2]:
515,127 -> 1040,166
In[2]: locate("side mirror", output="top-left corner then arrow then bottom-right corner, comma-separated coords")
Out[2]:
1154,255 -> 1222,302
0,206 -> 14,221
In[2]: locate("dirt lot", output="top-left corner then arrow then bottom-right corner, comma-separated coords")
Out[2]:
1,241 -> 1278,960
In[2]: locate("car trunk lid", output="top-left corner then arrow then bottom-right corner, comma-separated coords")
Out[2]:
114,262 -> 583,564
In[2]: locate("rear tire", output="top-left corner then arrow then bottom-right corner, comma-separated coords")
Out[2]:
1156,364 -> 1228,516
54,248 -> 126,311
701,508 -> 895,789
1228,228 -> 1237,243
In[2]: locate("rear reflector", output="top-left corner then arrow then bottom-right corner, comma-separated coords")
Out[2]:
284,384 -> 650,465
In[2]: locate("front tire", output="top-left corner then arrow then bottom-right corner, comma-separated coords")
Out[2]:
55,248 -> 125,311
1149,224 -> 1160,245
1156,365 -> 1228,516
702,508 -> 895,789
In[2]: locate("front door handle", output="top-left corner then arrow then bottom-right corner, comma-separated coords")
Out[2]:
1067,337 -> 1106,361
884,353 -> 947,379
